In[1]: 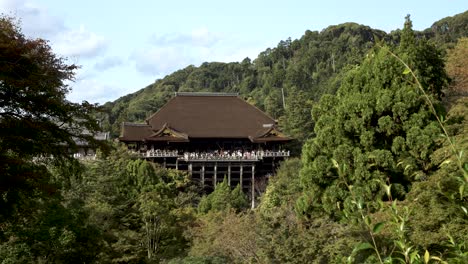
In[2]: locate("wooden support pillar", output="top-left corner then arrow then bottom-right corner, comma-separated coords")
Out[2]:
251,164 -> 255,209
201,163 -> 205,188
228,163 -> 231,186
214,163 -> 217,187
188,163 -> 192,177
175,159 -> 178,170
240,164 -> 243,189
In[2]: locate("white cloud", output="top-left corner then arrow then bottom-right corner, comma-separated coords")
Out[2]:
1,0 -> 107,59
191,27 -> 218,46
53,25 -> 107,59
133,27 -> 257,77
0,0 -> 18,9
210,46 -> 261,63
94,56 -> 123,71
150,27 -> 220,47
0,0 -> 65,37
132,46 -> 191,76
1,0 -> 120,104
132,29 -> 263,77
67,78 -> 124,104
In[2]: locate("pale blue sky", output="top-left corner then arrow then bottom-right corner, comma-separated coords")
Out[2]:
1,0 -> 466,103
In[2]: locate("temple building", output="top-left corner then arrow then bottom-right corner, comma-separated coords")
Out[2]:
119,92 -> 291,207
73,131 -> 110,159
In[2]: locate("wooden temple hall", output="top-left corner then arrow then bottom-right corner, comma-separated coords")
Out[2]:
119,92 -> 291,206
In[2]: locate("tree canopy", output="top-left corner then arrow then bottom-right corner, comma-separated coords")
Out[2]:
0,16 -> 103,217
297,16 -> 449,219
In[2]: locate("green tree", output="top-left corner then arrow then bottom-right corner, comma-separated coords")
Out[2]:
75,145 -> 195,263
297,17 -> 449,220
258,158 -> 302,214
0,16 -> 107,263
0,16 -> 103,217
188,210 -> 259,263
198,179 -> 248,214
255,159 -> 358,263
279,87 -> 315,148
138,181 -> 188,261
263,88 -> 284,119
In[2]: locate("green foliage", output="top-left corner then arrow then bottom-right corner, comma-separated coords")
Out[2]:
307,19 -> 466,264
298,18 -> 449,220
258,158 -> 302,214
422,10 -> 468,48
166,255 -> 228,264
198,178 -> 248,214
293,16 -> 467,262
401,96 -> 468,257
230,184 -> 250,210
77,146 -> 195,262
279,88 -> 315,149
187,210 -> 259,263
0,16 -> 107,263
0,15 -> 105,219
0,190 -> 103,263
256,158 -> 360,263
445,37 -> 468,99
257,202 -> 359,263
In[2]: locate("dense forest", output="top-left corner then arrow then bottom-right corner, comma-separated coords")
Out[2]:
1,10 -> 467,263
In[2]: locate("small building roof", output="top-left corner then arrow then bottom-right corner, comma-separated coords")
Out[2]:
120,93 -> 291,142
119,123 -> 152,141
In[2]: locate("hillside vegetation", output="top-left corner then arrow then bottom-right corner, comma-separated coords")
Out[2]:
1,11 -> 467,263
102,11 -> 468,144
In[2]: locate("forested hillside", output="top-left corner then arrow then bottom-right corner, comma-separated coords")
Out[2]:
1,11 -> 467,264
102,11 -> 468,143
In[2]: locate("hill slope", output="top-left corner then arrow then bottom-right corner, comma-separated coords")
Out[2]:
101,11 -> 468,138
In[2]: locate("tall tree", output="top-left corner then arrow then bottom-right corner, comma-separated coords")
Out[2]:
279,87 -> 315,146
75,145 -> 195,262
0,16 -> 103,216
0,16 -> 109,263
297,17 -> 449,219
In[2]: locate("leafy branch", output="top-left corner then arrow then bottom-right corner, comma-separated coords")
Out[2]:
382,46 -> 468,192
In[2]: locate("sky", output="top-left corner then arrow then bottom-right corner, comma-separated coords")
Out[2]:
1,0 -> 466,104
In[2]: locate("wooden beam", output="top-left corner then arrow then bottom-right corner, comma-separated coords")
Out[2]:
240,165 -> 243,189
201,163 -> 205,188
214,163 -> 217,187
251,164 -> 255,209
228,163 -> 231,186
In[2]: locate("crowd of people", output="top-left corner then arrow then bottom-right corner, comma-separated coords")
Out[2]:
143,149 -> 178,157
142,148 -> 290,160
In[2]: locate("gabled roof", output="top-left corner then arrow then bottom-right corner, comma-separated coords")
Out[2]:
249,126 -> 292,143
120,93 -> 291,142
146,123 -> 189,142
